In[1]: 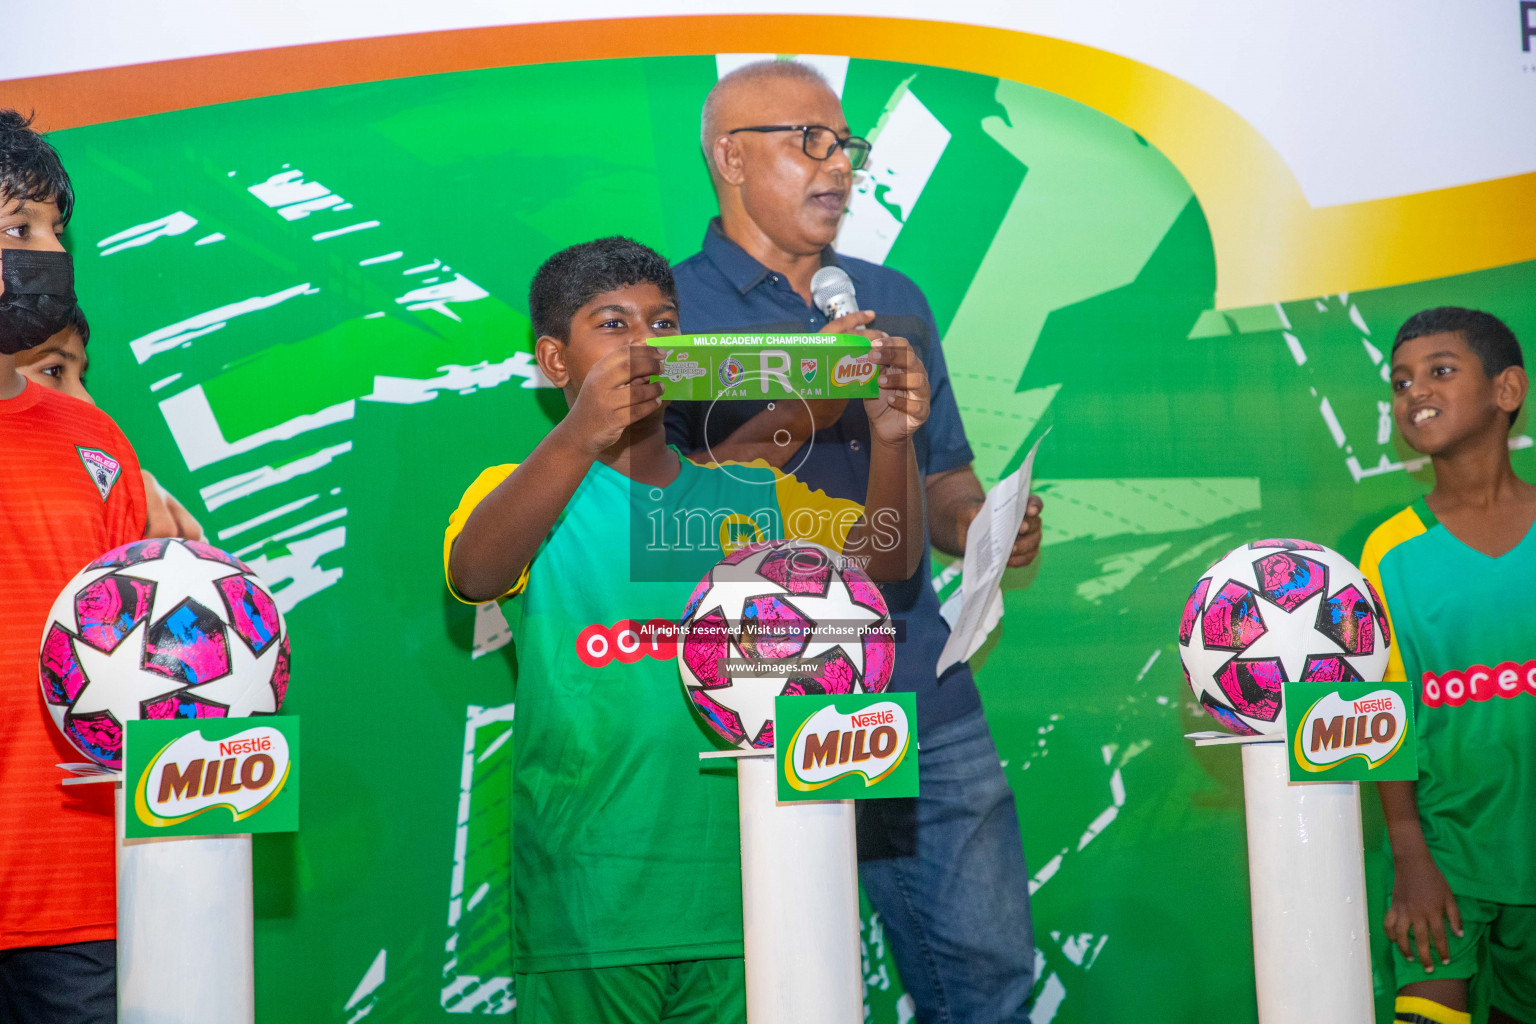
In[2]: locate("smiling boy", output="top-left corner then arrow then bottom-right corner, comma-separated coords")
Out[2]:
1361,307 -> 1536,1024
442,236 -> 928,1022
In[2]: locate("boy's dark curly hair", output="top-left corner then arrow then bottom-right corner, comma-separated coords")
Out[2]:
530,237 -> 676,341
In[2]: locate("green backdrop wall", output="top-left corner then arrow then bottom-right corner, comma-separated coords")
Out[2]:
54,54 -> 1535,1022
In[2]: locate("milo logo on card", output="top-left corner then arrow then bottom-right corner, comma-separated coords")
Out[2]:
133,725 -> 293,827
124,717 -> 301,837
785,700 -> 911,792
1293,688 -> 1408,773
832,354 -> 877,388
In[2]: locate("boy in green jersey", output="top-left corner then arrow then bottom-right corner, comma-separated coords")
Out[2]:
1361,307 -> 1536,1024
443,237 -> 929,1023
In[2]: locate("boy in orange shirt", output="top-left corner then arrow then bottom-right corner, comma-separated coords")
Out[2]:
0,109 -> 147,1023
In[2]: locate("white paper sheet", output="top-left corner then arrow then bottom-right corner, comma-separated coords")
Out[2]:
935,432 -> 1047,675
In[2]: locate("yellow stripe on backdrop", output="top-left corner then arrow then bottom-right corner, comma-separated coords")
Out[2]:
3,14 -> 1533,307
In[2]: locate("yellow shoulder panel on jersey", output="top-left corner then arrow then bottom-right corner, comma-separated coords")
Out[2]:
1360,505 -> 1428,684
443,463 -> 529,604
770,465 -> 863,553
704,458 -> 865,554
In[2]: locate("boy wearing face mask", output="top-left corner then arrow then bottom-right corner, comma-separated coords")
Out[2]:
0,109 -> 147,1023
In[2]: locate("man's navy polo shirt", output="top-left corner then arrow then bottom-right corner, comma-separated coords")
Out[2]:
667,219 -> 982,732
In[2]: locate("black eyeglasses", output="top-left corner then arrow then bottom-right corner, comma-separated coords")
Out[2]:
728,125 -> 872,171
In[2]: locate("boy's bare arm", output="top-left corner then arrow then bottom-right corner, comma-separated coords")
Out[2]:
448,428 -> 595,602
449,343 -> 663,601
846,336 -> 928,582
1378,779 -> 1463,971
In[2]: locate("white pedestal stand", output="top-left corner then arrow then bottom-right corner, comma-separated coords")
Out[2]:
113,781 -> 255,1024
702,750 -> 862,1024
1189,733 -> 1373,1024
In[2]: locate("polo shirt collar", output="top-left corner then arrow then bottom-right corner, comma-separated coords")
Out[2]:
700,217 -> 842,296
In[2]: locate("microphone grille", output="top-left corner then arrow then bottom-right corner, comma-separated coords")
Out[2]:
810,266 -> 856,310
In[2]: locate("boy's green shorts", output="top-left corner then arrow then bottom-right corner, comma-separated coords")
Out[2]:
1391,894 -> 1536,1020
515,958 -> 745,1024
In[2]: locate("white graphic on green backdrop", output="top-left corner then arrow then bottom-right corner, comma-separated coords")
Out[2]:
56,51 -> 1535,1024
99,211 -> 200,255
343,948 -> 386,1023
836,76 -> 950,264
442,704 -> 515,1014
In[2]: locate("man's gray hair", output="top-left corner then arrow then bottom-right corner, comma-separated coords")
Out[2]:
700,59 -> 833,173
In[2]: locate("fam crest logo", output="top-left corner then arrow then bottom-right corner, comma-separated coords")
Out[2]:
800,357 -> 818,383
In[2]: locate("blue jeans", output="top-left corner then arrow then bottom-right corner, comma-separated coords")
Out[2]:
0,940 -> 116,1024
857,708 -> 1034,1024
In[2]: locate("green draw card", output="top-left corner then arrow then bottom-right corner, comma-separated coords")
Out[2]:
649,334 -> 877,401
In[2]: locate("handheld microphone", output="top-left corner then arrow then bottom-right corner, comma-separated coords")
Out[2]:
810,266 -> 859,321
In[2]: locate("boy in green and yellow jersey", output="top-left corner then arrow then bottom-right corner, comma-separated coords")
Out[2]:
1361,307 -> 1536,1024
443,237 -> 929,1023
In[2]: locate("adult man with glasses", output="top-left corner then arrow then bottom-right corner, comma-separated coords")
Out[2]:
667,59 -> 1041,1023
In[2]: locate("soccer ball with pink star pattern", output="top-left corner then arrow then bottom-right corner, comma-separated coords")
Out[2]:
38,538 -> 290,769
679,540 -> 894,750
1178,538 -> 1392,736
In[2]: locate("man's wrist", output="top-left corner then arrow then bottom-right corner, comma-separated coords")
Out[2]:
955,496 -> 985,548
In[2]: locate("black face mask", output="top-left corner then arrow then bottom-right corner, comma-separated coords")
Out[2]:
0,249 -> 77,355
